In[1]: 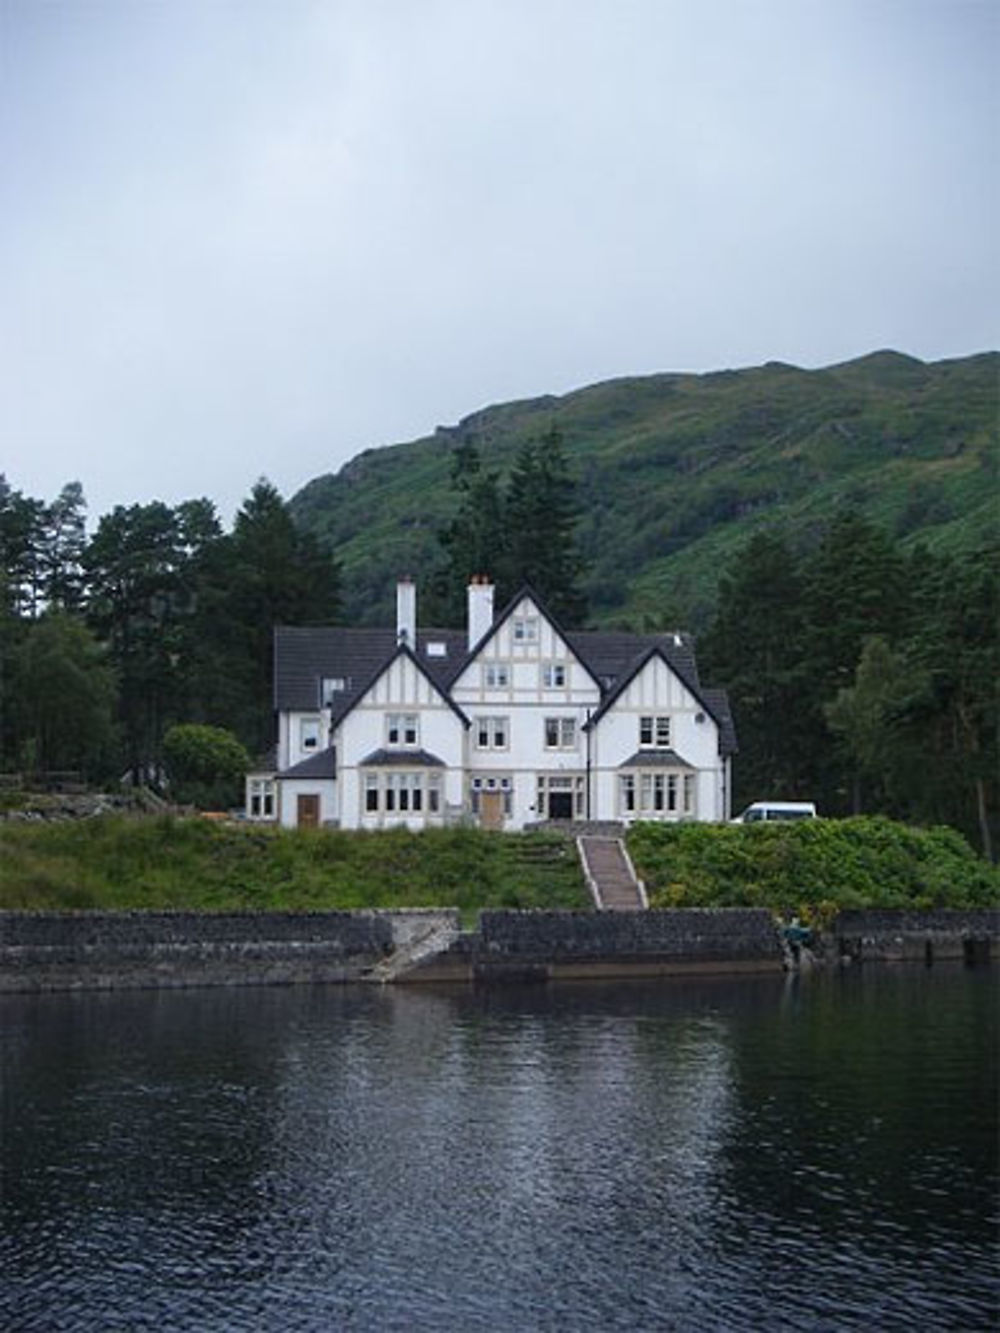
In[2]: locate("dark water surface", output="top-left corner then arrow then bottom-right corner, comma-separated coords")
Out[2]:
1,967 -> 997,1331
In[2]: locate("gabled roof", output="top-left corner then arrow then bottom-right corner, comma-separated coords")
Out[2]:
327,642 -> 470,729
585,642 -> 737,756
452,583 -> 604,692
279,747 -> 337,780
272,589 -> 735,755
274,627 -> 466,714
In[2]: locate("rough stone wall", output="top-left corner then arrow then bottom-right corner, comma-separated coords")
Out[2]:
0,909 -> 458,993
469,908 -> 784,979
833,908 -> 998,964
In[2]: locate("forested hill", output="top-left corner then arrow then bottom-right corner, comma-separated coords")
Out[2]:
291,349 -> 998,630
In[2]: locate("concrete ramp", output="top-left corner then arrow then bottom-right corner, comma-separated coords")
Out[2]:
363,918 -> 461,983
578,836 -> 647,911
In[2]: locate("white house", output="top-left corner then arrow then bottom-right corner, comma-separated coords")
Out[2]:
246,577 -> 736,830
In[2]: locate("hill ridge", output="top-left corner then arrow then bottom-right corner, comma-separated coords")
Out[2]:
290,349 -> 998,629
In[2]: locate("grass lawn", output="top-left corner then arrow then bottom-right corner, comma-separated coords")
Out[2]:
0,816 -> 590,917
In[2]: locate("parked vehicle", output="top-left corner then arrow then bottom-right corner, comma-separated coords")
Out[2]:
731,800 -> 817,823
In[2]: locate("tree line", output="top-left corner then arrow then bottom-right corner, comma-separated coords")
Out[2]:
0,476 -> 339,783
1,442 -> 996,860
699,516 -> 998,859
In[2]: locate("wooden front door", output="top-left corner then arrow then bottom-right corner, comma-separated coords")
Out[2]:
480,791 -> 505,830
297,794 -> 320,828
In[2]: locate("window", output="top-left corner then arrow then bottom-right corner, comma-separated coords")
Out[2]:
300,717 -> 321,751
542,663 -> 566,688
639,715 -> 671,747
619,768 -> 694,817
483,663 -> 509,688
387,713 -> 418,747
362,770 -> 441,816
426,642 -> 447,658
248,778 -> 275,819
544,716 -> 577,750
513,616 -> 538,642
321,677 -> 347,704
475,716 -> 508,750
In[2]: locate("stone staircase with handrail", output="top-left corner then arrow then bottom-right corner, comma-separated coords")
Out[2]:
577,836 -> 647,911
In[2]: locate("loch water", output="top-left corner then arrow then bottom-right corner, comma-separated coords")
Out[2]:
1,966 -> 997,1332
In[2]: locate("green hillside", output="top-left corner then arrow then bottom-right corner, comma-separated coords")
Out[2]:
291,350 -> 998,629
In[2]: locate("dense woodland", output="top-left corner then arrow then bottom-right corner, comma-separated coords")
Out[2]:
1,367 -> 997,861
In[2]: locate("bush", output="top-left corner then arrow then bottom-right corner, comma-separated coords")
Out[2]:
628,816 -> 999,916
162,724 -> 250,810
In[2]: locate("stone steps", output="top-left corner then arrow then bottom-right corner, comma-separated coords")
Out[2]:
577,836 -> 646,912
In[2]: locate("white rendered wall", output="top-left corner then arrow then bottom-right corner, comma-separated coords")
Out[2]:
590,655 -> 724,823
336,653 -> 466,830
452,595 -> 600,828
278,779 -> 338,828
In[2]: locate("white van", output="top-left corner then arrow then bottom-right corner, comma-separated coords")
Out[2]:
731,801 -> 817,824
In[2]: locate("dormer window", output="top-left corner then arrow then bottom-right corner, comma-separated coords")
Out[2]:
426,642 -> 447,658
321,677 -> 347,704
513,616 -> 538,643
387,713 -> 418,747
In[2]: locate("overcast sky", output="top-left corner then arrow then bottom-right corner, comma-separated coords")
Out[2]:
2,0 -> 997,526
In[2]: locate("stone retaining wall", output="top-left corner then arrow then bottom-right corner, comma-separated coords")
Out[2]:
832,908 -> 998,964
411,908 -> 785,982
0,909 -> 458,992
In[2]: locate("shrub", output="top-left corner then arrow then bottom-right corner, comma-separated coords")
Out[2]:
162,724 -> 250,810
629,816 -> 999,915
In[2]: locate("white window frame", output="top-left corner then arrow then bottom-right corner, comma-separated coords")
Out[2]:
639,715 -> 672,748
474,716 -> 508,750
362,770 -> 441,816
513,616 -> 538,643
619,768 -> 695,817
543,716 -> 577,750
386,712 -> 419,747
541,663 -> 566,688
483,663 -> 509,688
248,778 -> 275,819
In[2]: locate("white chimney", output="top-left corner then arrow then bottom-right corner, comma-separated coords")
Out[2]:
396,577 -> 416,646
467,574 -> 495,650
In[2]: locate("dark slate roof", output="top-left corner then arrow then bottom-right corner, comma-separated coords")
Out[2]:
618,748 -> 695,770
701,688 -> 738,757
279,747 -> 337,779
359,748 -> 446,767
249,745 -> 278,775
274,627 -> 466,713
566,630 -> 700,694
273,597 -> 735,753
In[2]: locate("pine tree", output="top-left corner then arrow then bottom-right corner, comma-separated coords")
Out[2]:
504,426 -> 587,624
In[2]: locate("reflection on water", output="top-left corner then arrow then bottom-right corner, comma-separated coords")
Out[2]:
1,968 -> 997,1331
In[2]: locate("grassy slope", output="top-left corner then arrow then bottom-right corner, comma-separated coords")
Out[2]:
1,815 -> 995,920
290,350 -> 998,630
0,818 -> 588,916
